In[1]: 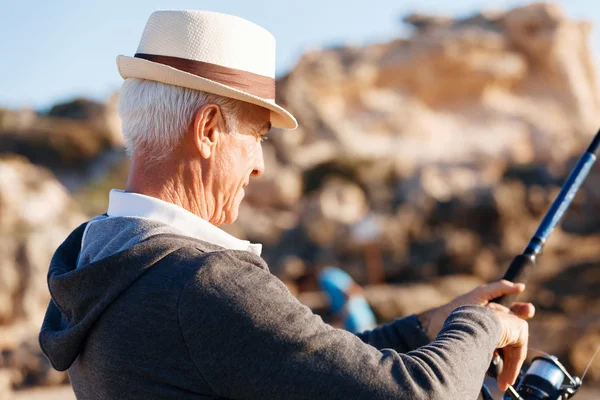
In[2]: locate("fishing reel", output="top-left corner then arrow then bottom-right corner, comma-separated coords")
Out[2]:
483,354 -> 582,400
506,355 -> 582,400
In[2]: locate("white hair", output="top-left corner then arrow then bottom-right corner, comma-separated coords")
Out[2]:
117,78 -> 243,160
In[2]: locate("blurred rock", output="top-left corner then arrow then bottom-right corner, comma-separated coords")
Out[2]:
232,203 -> 298,245
0,339 -> 67,389
571,323 -> 600,381
276,3 -> 598,169
48,95 -> 123,148
300,178 -> 367,247
244,143 -> 303,209
0,94 -> 124,191
364,275 -> 484,321
0,369 -> 11,400
0,156 -> 86,324
0,156 -> 86,390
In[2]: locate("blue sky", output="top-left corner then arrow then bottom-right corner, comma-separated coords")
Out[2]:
1,0 -> 597,110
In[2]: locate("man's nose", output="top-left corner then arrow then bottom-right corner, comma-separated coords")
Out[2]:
251,144 -> 265,177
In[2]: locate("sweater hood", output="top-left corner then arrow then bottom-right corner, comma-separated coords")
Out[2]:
39,221 -> 190,371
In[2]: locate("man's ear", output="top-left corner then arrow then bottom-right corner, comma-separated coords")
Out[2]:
192,104 -> 225,159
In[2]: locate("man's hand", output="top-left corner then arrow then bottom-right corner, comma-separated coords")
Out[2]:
417,280 -> 534,340
417,280 -> 535,390
489,303 -> 529,391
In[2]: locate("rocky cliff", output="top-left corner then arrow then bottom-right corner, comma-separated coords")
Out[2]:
274,2 -> 599,168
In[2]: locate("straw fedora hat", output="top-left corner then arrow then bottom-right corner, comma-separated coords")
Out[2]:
117,10 -> 297,129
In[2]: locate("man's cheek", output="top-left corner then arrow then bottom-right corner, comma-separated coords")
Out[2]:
243,146 -> 256,172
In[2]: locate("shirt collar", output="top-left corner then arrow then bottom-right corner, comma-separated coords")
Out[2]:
106,189 -> 262,256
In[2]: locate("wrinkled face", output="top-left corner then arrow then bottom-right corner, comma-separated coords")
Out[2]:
209,104 -> 270,225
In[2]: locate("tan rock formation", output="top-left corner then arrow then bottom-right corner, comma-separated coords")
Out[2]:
300,178 -> 368,246
0,96 -> 124,186
276,2 -> 599,170
0,156 -> 87,391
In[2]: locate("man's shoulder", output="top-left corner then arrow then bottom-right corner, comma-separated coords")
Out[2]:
173,243 -> 269,284
145,232 -> 270,284
168,237 -> 273,295
176,242 -> 290,328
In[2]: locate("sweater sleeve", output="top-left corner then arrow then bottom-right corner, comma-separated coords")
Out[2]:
178,250 -> 502,400
355,314 -> 431,353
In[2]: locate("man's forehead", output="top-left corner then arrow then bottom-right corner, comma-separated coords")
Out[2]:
250,104 -> 270,119
242,105 -> 271,132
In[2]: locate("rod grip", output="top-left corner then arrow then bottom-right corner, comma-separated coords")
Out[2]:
491,254 -> 536,307
486,254 -> 536,380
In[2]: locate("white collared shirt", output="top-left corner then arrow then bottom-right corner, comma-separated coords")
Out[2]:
95,189 -> 261,255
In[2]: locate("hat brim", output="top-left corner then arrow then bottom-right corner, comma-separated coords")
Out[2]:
116,55 -> 297,130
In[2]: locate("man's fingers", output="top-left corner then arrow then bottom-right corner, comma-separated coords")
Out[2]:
477,280 -> 525,301
509,302 -> 535,319
497,345 -> 527,392
493,310 -> 529,392
486,302 -> 511,313
487,301 -> 535,320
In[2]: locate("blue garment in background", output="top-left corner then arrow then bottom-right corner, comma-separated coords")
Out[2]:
318,267 -> 377,333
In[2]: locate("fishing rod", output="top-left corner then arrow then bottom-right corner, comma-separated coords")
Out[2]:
482,129 -> 600,400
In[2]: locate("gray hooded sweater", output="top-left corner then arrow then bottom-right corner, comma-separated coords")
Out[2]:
39,216 -> 502,399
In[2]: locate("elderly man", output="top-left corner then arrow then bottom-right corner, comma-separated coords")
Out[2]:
40,10 -> 534,400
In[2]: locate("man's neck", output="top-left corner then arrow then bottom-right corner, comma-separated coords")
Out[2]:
125,156 -> 214,223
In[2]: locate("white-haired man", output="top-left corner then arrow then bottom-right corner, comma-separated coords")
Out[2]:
40,10 -> 533,400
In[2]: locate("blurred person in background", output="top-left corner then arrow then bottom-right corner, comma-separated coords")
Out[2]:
39,9 -> 535,400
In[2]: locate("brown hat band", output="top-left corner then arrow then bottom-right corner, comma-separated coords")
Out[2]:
134,53 -> 276,100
